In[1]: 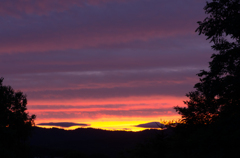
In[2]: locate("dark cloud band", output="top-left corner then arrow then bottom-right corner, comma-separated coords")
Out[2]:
135,122 -> 166,128
37,122 -> 90,128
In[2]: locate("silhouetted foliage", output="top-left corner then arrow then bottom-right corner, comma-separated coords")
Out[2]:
196,0 -> 240,51
174,0 -> 240,126
0,77 -> 36,158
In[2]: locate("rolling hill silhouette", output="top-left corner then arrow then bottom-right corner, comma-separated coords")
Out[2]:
28,127 -> 173,158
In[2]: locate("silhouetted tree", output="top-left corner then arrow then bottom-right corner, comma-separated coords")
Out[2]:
174,0 -> 240,125
0,77 -> 36,158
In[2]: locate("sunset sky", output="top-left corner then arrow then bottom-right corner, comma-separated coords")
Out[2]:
0,0 -> 214,131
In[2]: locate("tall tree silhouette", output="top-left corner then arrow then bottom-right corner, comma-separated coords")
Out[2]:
0,77 -> 36,158
174,0 -> 240,125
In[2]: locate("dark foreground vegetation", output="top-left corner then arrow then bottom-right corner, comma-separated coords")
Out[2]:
28,127 -> 171,158
28,117 -> 240,158
1,0 -> 240,157
126,114 -> 240,158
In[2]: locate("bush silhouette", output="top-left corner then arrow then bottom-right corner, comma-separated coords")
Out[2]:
0,77 -> 36,158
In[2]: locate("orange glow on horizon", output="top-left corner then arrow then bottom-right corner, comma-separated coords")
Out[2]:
35,115 -> 182,131
28,95 -> 186,131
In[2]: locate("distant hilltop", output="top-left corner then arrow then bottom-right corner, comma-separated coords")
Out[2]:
29,127 -> 173,158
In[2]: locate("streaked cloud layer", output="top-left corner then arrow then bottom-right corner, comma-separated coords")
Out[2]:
0,0 -> 213,130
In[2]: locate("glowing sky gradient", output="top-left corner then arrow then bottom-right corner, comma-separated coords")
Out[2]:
0,0 -> 214,131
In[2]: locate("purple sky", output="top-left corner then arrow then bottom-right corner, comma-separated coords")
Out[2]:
0,0 -> 214,129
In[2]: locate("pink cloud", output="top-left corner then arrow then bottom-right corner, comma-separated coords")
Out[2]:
33,108 -> 177,119
0,0 -> 205,53
0,0 -> 129,16
26,95 -> 185,122
26,95 -> 186,120
0,26 -> 195,54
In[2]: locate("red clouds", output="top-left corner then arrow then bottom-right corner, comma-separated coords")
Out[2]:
0,0 -> 129,16
0,0 -> 212,130
0,0 -> 206,54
